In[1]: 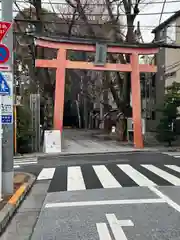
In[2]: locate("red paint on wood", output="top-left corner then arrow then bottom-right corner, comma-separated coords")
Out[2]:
131,53 -> 144,149
139,65 -> 157,73
35,59 -> 58,68
53,48 -> 66,131
66,60 -> 132,72
36,39 -> 158,55
59,120 -> 63,133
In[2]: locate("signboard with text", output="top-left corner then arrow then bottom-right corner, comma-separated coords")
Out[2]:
0,72 -> 13,124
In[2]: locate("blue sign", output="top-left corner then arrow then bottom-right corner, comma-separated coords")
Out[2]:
0,72 -> 10,95
1,115 -> 12,124
0,44 -> 9,64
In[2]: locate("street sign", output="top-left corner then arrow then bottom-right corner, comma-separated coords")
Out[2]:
0,44 -> 9,64
0,65 -> 11,71
1,72 -> 13,125
1,115 -> 12,124
0,21 -> 11,42
0,72 -> 10,95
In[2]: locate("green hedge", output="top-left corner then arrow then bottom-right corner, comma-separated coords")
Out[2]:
16,105 -> 34,154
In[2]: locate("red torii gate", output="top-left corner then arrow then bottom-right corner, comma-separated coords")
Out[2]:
35,37 -> 158,149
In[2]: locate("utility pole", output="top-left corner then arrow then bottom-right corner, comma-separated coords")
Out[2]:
1,0 -> 14,194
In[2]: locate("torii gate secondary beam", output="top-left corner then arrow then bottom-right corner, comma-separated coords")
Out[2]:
35,39 -> 158,149
36,59 -> 157,72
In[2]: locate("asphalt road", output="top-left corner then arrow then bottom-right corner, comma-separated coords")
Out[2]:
4,152 -> 180,239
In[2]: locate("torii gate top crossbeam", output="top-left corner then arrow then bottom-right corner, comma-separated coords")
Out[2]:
35,37 -> 158,73
35,37 -> 159,55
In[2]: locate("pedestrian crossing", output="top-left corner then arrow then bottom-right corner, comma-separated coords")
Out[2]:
14,157 -> 38,169
35,163 -> 180,193
162,152 -> 180,158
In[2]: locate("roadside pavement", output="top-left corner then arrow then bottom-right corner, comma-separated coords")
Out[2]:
30,185 -> 180,240
0,172 -> 35,235
13,129 -> 164,161
7,150 -> 180,239
14,129 -> 180,163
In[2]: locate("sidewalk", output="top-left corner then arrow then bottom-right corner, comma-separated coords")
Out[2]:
13,129 -> 180,160
0,172 -> 35,234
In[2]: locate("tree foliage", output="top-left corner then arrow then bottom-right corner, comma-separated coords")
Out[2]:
16,106 -> 34,153
156,82 -> 180,146
14,0 -> 145,131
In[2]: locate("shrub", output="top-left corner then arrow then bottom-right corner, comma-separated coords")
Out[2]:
16,105 -> 34,153
156,82 -> 180,146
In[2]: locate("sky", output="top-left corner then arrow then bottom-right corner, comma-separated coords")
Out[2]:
1,0 -> 180,43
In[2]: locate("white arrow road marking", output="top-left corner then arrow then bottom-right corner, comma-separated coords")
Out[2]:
96,223 -> 112,240
106,214 -> 134,240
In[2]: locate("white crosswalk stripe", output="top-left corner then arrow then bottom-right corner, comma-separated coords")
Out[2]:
117,164 -> 156,186
162,152 -> 180,158
36,164 -> 180,191
93,165 -> 122,188
142,165 -> 180,186
14,157 -> 38,168
67,166 -> 86,191
165,165 -> 180,173
37,168 -> 55,180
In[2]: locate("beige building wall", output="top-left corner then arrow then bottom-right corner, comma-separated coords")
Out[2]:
165,16 -> 180,87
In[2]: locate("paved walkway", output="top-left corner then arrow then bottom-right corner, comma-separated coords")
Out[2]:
63,138 -> 157,154
14,129 -> 176,159
62,129 -> 159,154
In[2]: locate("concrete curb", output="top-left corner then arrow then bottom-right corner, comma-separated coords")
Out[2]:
14,147 -> 177,161
0,172 -> 36,234
38,149 -> 162,160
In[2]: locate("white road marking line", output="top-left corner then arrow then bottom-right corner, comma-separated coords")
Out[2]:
93,165 -> 122,188
45,198 -> 165,208
37,168 -> 55,180
14,161 -> 37,165
106,214 -> 133,240
67,166 -> 86,191
163,152 -> 178,156
96,223 -> 112,240
14,159 -> 37,162
14,165 -> 20,169
163,152 -> 180,158
14,158 -> 37,162
118,220 -> 134,227
165,165 -> 180,173
149,186 -> 180,213
117,164 -> 156,186
141,164 -> 180,186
